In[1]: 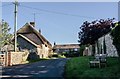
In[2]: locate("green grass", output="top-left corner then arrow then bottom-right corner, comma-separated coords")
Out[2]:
64,56 -> 120,79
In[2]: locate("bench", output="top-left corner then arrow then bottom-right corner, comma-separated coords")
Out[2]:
89,54 -> 107,68
89,60 -> 101,68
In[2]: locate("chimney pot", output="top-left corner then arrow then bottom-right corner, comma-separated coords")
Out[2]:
39,29 -> 41,34
30,22 -> 35,27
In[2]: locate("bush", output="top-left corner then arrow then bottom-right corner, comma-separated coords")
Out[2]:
58,54 -> 66,58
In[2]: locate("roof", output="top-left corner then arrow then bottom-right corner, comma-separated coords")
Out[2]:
18,34 -> 41,48
17,22 -> 52,48
53,44 -> 80,49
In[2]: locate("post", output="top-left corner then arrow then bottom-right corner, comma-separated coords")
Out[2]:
13,1 -> 18,52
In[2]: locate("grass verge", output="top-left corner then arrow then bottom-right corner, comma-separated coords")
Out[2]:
64,56 -> 120,79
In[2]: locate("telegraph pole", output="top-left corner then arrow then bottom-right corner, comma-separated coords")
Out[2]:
13,1 -> 18,52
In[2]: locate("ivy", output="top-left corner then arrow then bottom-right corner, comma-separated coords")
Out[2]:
110,22 -> 120,57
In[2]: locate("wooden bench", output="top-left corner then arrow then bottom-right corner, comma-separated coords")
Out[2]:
89,54 -> 107,68
89,60 -> 101,68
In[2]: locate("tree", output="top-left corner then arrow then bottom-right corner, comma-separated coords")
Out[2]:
78,18 -> 114,55
110,21 -> 120,57
79,45 -> 85,56
0,20 -> 13,49
78,18 -> 114,45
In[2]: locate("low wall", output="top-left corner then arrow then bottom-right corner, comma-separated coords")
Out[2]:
9,51 -> 28,66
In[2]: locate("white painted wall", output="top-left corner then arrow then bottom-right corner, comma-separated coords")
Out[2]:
98,33 -> 118,57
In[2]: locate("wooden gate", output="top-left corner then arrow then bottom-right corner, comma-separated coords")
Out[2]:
0,52 -> 10,66
0,53 -> 6,66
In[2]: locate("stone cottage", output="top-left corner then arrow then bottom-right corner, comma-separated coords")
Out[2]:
97,33 -> 118,57
17,22 -> 52,59
84,33 -> 118,57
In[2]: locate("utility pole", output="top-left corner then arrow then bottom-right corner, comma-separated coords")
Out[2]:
13,1 -> 18,52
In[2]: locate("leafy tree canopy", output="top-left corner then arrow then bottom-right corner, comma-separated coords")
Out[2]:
0,20 -> 13,48
78,18 -> 115,45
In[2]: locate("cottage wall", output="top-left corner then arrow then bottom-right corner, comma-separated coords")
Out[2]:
17,36 -> 40,59
17,36 -> 36,50
17,36 -> 50,59
36,44 -> 50,58
87,33 -> 118,57
41,44 -> 49,58
37,47 -> 42,58
98,33 -> 118,57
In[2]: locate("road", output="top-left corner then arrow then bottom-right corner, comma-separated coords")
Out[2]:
1,58 -> 69,79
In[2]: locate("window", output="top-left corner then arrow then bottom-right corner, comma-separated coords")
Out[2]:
74,48 -> 78,51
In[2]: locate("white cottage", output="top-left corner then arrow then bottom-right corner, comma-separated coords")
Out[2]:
86,33 -> 118,57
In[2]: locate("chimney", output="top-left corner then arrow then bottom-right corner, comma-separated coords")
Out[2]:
30,22 -> 35,27
39,29 -> 41,34
54,42 -> 56,46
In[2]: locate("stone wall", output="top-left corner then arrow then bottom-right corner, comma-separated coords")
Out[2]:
35,44 -> 50,59
9,52 -> 28,66
86,33 -> 118,57
98,33 -> 118,57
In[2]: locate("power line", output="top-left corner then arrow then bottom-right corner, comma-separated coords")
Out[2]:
19,4 -> 99,19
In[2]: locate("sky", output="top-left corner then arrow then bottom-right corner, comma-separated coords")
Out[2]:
1,0 -> 120,2
2,2 -> 118,45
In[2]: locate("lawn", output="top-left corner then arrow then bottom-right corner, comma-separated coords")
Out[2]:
64,56 -> 120,79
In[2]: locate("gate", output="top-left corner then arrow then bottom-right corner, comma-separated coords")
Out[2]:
0,52 -> 9,66
0,53 -> 6,66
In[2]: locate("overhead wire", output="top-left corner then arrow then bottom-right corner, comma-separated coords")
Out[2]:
19,4 -> 99,19
1,3 -> 116,20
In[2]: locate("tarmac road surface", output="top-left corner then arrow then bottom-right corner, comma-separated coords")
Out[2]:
1,58 -> 69,79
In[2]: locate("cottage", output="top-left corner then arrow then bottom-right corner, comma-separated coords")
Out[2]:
17,22 -> 52,59
53,44 -> 80,54
97,33 -> 118,57
84,33 -> 118,57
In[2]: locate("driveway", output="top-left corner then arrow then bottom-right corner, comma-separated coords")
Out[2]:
1,58 -> 69,79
